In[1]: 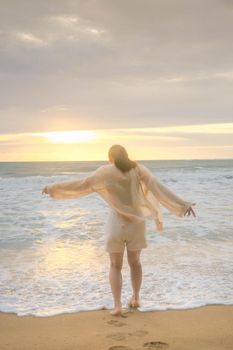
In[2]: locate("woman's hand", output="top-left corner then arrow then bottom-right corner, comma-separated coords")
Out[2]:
42,186 -> 49,195
184,203 -> 196,217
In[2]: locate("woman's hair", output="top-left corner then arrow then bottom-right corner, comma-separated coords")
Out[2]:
108,144 -> 137,173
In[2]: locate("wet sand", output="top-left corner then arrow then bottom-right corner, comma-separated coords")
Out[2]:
0,305 -> 233,350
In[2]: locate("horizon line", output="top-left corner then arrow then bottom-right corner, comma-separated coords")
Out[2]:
0,158 -> 232,163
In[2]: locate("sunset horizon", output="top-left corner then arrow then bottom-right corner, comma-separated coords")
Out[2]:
1,122 -> 233,161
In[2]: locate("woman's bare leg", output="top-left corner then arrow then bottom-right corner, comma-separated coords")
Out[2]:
127,249 -> 142,307
109,251 -> 124,315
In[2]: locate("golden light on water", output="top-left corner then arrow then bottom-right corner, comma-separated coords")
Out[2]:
41,241 -> 103,272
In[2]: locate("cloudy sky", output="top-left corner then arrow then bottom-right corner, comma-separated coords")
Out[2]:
0,0 -> 233,161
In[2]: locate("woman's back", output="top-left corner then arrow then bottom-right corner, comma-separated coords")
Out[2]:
104,165 -> 139,207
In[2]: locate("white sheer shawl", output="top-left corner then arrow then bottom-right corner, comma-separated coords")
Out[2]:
43,163 -> 193,232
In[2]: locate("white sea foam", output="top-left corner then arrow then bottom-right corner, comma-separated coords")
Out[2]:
0,160 -> 233,316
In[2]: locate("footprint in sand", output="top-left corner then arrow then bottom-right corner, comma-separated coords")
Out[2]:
129,330 -> 148,337
108,346 -> 132,350
107,319 -> 126,327
106,332 -> 127,341
107,329 -> 149,342
143,341 -> 169,349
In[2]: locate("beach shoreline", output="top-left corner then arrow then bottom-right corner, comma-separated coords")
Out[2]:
1,304 -> 233,350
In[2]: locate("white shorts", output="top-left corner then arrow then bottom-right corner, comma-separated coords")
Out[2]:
104,209 -> 147,253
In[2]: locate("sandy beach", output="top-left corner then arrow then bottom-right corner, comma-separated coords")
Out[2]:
0,305 -> 233,350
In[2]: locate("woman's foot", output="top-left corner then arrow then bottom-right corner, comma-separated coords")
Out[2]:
110,306 -> 122,316
128,296 -> 140,308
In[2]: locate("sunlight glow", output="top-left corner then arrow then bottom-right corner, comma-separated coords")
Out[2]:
33,130 -> 97,143
1,123 -> 233,161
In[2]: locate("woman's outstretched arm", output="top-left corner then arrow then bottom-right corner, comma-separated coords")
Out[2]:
42,167 -> 104,199
138,164 -> 196,217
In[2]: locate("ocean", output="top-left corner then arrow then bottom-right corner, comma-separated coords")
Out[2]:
0,159 -> 232,317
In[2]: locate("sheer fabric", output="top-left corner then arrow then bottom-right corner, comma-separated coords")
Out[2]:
44,163 -> 193,232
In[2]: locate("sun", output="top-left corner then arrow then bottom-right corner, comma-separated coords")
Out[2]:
33,130 -> 97,143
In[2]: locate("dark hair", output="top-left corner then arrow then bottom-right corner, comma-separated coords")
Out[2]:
108,144 -> 137,173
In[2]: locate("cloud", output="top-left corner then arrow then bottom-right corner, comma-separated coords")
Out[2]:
40,104 -> 72,113
15,31 -> 48,46
161,70 -> 233,83
48,15 -> 80,26
0,0 -> 233,137
130,123 -> 233,134
47,14 -> 105,35
214,71 -> 233,80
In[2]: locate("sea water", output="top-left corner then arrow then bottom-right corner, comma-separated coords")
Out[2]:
0,159 -> 232,317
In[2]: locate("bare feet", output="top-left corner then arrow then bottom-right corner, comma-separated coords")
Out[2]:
110,306 -> 122,316
128,296 -> 140,308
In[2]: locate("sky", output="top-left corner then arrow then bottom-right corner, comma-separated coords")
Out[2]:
0,0 -> 233,161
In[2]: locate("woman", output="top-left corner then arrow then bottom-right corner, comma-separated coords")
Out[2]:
42,144 -> 196,316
